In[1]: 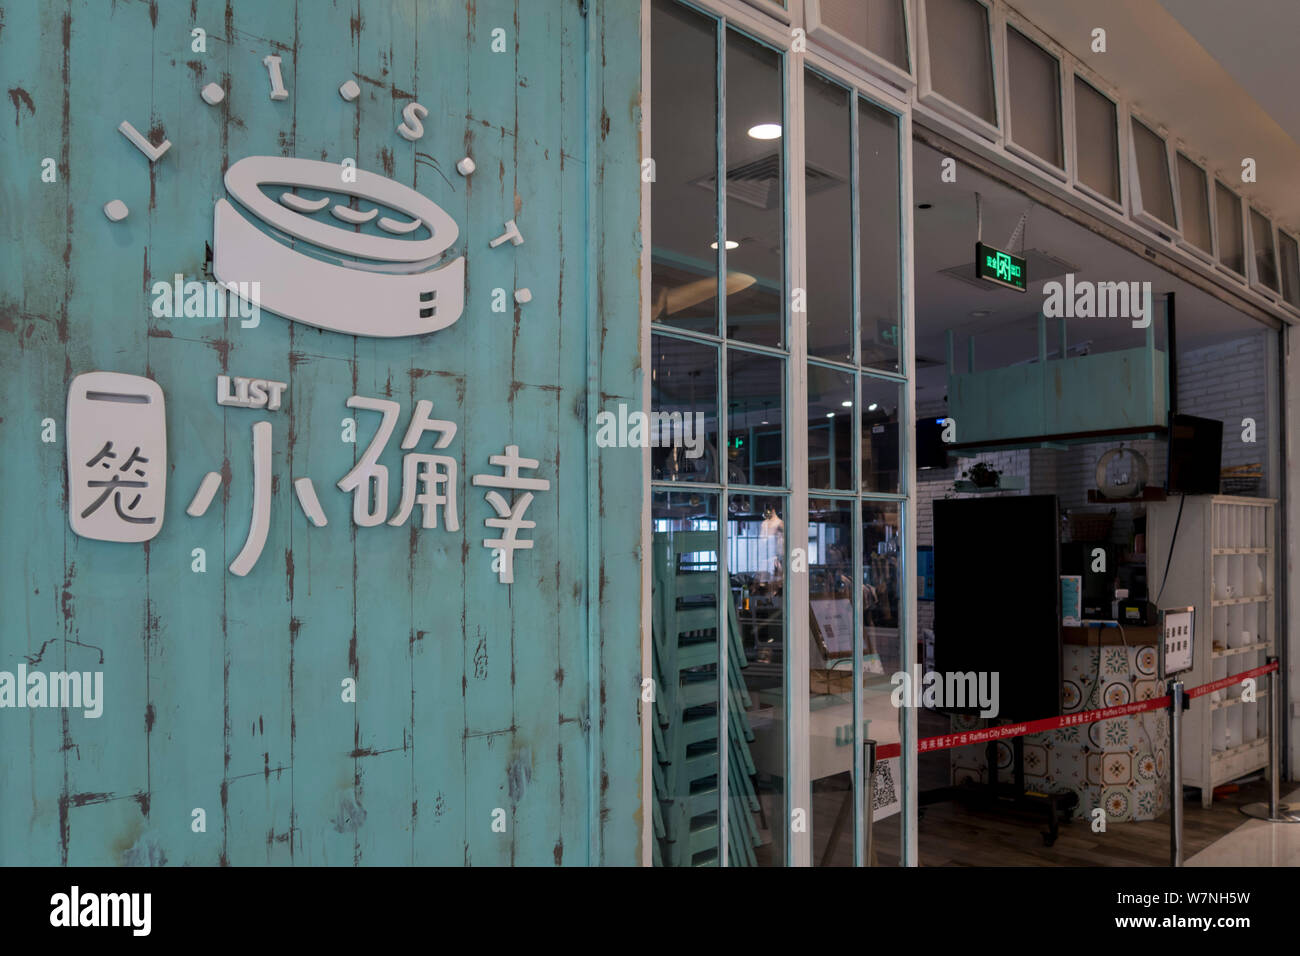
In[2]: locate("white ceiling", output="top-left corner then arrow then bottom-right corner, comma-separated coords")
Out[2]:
1156,0 -> 1300,151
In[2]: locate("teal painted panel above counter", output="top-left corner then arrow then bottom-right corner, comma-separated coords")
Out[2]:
946,307 -> 1168,451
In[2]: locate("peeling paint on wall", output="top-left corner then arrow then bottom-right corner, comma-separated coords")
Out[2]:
0,0 -> 644,866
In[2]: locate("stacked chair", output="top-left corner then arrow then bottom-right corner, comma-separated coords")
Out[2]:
652,529 -> 766,866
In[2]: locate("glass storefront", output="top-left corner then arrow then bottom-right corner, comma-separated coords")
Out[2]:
648,0 -> 1293,869
649,0 -> 911,867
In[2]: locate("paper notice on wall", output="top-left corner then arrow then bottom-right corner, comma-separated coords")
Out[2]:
1162,607 -> 1194,675
811,597 -> 855,657
872,756 -> 902,822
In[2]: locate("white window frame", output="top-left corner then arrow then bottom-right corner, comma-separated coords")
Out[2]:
737,0 -> 791,23
915,0 -> 1002,144
1212,175 -> 1249,285
805,0 -> 916,92
1172,145 -> 1216,266
999,11 -> 1067,182
795,48 -> 917,870
1066,64 -> 1126,215
903,0 -> 1297,327
1127,108 -> 1182,241
1247,203 -> 1282,300
643,0 -> 917,869
1277,226 -> 1300,317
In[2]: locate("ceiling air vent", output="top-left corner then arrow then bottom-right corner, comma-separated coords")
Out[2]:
693,153 -> 842,210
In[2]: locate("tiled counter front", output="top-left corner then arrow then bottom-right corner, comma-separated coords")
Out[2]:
951,642 -> 1169,821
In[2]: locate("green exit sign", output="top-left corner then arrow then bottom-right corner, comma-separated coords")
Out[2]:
975,242 -> 1027,292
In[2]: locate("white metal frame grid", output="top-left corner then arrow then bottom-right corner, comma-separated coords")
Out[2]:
804,0 -> 917,93
999,10 -> 1068,182
1246,203 -> 1283,302
907,0 -> 1298,327
915,0 -> 1003,143
644,0 -> 918,867
1127,108 -> 1184,241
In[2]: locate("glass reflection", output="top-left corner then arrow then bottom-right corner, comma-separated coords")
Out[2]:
729,494 -> 786,865
808,364 -> 854,491
859,98 -> 902,373
861,376 -> 902,494
652,334 -> 719,483
926,0 -> 997,125
1006,27 -> 1062,169
1216,181 -> 1245,274
651,491 -> 721,866
1132,119 -> 1176,228
862,500 -> 902,866
724,30 -> 785,348
1074,77 -> 1120,203
650,0 -> 719,335
805,71 -> 853,363
808,498 -> 856,866
1250,208 -> 1278,291
728,348 -> 785,488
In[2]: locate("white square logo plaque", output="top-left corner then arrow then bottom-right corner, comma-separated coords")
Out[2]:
66,372 -> 167,543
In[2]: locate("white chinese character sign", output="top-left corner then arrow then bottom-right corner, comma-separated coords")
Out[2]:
66,69 -> 550,585
66,373 -> 167,543
472,446 -> 552,585
69,376 -> 552,582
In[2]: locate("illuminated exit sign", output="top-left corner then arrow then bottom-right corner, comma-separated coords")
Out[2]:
975,242 -> 1027,292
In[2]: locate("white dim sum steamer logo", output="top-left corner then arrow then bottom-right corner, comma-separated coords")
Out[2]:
213,155 -> 465,338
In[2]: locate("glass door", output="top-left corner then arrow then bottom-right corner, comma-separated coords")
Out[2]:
803,66 -> 910,867
647,0 -> 914,866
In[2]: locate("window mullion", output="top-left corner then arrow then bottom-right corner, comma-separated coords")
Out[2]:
899,109 -> 919,868
787,43 -> 812,868
715,15 -> 731,868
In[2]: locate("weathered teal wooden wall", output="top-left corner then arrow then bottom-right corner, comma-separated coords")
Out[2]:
0,0 -> 644,865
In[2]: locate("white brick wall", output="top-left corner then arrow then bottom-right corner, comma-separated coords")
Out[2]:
1176,334 -> 1270,483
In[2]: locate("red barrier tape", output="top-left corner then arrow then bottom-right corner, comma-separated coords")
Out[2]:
872,660 -> 1277,762
1185,661 -> 1277,699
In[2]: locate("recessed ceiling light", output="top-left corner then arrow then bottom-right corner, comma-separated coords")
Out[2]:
748,123 -> 782,140
868,403 -> 879,411
826,412 -> 835,418
710,239 -> 740,250
841,400 -> 853,407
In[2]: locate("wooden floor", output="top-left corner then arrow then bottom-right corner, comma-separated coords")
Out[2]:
808,724 -> 1285,866
913,778 -> 1279,866
807,706 -> 1283,867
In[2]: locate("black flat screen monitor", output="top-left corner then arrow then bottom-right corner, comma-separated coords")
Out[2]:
916,417 -> 949,470
932,495 -> 1062,722
1167,414 -> 1222,495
